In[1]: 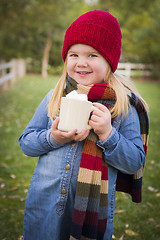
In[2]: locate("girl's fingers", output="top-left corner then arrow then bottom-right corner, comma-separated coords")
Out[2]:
62,129 -> 77,138
52,118 -> 90,143
52,118 -> 77,137
74,129 -> 89,141
93,102 -> 109,113
52,117 -> 60,130
90,114 -> 100,122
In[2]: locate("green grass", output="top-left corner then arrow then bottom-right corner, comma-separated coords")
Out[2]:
0,75 -> 160,240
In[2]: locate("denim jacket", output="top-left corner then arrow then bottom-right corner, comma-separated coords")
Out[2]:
19,90 -> 146,240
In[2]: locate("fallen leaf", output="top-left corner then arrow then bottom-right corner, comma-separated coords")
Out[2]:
20,198 -> 25,202
125,229 -> 138,236
8,195 -> 20,199
115,209 -> 125,214
1,162 -> 9,168
0,183 -> 5,188
148,186 -> 158,192
119,235 -> 124,240
10,174 -> 16,179
24,189 -> 28,193
8,187 -> 18,192
156,193 -> 160,197
146,202 -> 153,207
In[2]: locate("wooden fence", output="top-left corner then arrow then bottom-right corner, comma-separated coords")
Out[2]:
116,63 -> 153,78
0,59 -> 26,91
0,61 -> 153,91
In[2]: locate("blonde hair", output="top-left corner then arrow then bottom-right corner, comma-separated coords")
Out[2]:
108,70 -> 149,118
48,61 -> 148,120
48,61 -> 67,120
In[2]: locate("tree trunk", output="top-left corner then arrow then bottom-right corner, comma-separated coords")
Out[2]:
41,33 -> 52,79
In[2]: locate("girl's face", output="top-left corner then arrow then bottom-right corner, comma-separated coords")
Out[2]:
67,44 -> 110,86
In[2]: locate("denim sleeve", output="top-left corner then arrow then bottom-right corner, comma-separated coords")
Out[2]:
18,90 -> 63,157
97,106 -> 146,174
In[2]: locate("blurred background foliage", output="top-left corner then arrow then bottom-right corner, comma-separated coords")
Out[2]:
0,0 -> 159,75
0,1 -> 160,239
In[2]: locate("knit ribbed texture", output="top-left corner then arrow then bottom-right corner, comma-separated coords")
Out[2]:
62,10 -> 122,72
64,77 -> 149,239
70,135 -> 108,240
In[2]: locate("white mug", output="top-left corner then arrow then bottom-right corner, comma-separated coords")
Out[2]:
58,97 -> 96,133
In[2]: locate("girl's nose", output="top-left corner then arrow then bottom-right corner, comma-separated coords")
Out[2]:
76,57 -> 88,67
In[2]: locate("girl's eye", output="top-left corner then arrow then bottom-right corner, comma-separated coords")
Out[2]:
69,54 -> 78,57
89,54 -> 98,57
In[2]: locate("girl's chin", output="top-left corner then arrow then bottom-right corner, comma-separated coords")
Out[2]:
74,79 -> 91,86
73,75 -> 92,85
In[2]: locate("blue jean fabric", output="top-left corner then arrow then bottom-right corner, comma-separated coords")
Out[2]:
19,90 -> 146,240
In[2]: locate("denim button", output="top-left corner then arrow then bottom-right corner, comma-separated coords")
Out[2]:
65,164 -> 71,170
61,189 -> 67,194
71,141 -> 76,147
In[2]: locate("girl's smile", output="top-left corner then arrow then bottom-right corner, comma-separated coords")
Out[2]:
66,44 -> 110,86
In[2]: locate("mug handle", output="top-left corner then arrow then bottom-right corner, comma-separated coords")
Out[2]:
86,105 -> 97,130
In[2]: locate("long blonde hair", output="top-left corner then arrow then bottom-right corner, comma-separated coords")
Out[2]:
48,60 -> 148,120
48,61 -> 67,120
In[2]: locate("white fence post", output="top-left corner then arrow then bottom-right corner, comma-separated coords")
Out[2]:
116,63 -> 153,78
0,59 -> 26,91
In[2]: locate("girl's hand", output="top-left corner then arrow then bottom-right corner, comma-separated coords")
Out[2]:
51,118 -> 90,145
89,102 -> 112,142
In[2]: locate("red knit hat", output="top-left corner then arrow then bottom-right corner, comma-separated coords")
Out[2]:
62,10 -> 122,73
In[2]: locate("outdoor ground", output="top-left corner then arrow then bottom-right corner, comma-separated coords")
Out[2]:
0,75 -> 160,240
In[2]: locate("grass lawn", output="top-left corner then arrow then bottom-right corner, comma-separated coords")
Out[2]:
0,75 -> 160,240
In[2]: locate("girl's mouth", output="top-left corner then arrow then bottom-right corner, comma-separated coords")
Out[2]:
76,71 -> 91,75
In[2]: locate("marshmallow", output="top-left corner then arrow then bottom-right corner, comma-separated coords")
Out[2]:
66,90 -> 88,101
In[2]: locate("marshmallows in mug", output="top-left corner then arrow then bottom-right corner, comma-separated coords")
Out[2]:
66,90 -> 88,101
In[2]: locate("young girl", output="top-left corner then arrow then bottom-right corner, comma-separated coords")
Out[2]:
19,10 -> 149,240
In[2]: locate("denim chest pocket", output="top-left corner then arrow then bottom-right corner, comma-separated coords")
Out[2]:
56,143 -> 79,216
